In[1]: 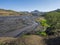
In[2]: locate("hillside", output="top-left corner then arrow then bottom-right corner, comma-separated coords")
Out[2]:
0,9 -> 32,16
0,9 -> 45,16
0,9 -> 20,16
0,35 -> 45,45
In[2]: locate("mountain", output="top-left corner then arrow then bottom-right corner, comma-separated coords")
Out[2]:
54,9 -> 60,12
31,10 -> 45,16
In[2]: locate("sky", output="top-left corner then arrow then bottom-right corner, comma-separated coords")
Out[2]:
0,0 -> 60,12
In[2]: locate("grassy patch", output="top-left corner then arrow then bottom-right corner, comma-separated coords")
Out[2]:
36,31 -> 47,36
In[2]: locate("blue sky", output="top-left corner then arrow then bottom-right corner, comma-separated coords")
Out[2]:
0,0 -> 60,12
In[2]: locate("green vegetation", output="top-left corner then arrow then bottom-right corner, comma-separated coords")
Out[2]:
40,31 -> 47,36
40,18 -> 50,31
45,12 -> 60,33
36,17 -> 50,31
36,31 -> 47,36
36,9 -> 60,36
36,18 -> 49,36
36,18 -> 47,30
